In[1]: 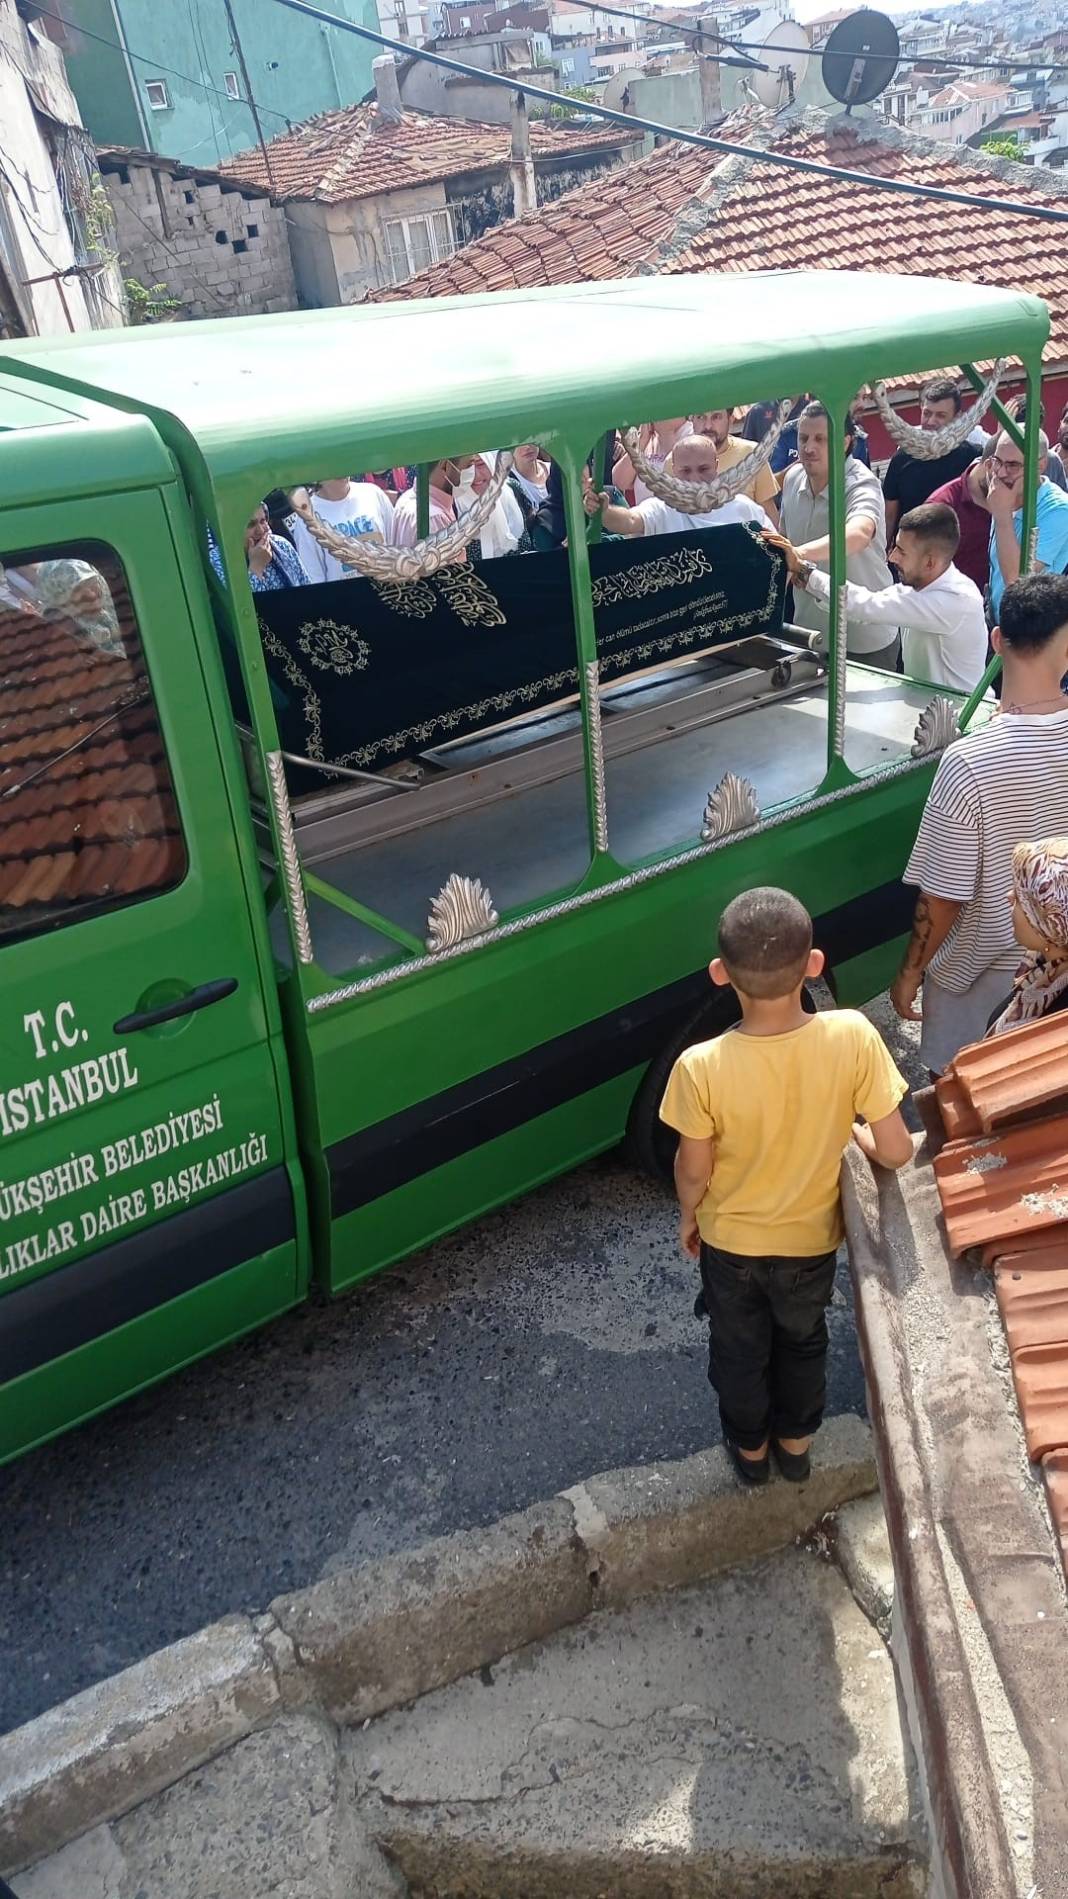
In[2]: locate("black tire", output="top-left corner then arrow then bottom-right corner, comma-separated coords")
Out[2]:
624,979 -> 823,1181
771,660 -> 793,689
624,988 -> 741,1181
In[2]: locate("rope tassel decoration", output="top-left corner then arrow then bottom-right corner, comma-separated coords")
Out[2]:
621,402 -> 792,512
292,453 -> 516,582
869,361 -> 1007,460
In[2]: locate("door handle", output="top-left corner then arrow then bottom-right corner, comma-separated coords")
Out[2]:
113,978 -> 239,1035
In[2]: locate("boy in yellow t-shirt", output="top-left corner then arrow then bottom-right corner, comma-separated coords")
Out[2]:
660,887 -> 911,1488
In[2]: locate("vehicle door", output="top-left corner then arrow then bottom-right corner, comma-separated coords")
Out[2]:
0,491 -> 297,1461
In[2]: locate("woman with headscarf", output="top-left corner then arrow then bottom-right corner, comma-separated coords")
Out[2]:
210,501 -> 311,593
987,837 -> 1068,1034
34,559 -> 123,654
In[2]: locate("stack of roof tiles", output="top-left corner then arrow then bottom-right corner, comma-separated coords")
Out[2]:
931,1015 -> 1068,1579
0,582 -> 184,937
378,108 -> 1068,374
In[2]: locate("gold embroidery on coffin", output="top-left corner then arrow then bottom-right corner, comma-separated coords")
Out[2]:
592,546 -> 714,607
258,619 -> 325,763
434,567 -> 506,629
370,578 -> 437,619
297,618 -> 371,675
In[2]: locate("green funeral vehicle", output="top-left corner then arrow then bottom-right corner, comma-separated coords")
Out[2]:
0,271 -> 1046,1461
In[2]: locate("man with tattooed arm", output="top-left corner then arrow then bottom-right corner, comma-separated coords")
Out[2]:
892,573 -> 1068,1073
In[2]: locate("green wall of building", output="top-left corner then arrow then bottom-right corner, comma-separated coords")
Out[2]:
64,0 -> 380,164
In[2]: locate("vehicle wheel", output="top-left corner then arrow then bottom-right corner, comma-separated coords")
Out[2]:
771,660 -> 793,689
624,989 -> 741,1182
624,978 -> 825,1182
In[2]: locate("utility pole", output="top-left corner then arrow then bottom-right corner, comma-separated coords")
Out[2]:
222,0 -> 277,188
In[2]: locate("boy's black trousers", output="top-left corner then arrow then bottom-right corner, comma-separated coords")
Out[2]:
698,1241 -> 838,1451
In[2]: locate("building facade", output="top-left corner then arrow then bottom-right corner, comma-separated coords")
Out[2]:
56,0 -> 380,166
219,58 -> 642,303
97,147 -> 297,320
0,0 -> 125,335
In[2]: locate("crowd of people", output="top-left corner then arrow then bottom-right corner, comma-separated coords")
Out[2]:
221,377 -> 1068,706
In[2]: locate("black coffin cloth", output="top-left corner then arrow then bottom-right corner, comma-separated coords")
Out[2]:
255,525 -> 787,785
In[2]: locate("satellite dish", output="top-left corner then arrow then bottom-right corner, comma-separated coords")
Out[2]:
602,68 -> 644,113
749,20 -> 812,111
821,9 -> 900,109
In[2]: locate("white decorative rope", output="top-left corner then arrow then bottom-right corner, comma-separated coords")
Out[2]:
621,402 -> 792,512
868,362 -> 1007,460
293,454 -> 515,582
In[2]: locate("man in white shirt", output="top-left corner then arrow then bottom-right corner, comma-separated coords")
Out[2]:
767,502 -> 988,693
891,571 -> 1068,1072
585,435 -> 772,536
290,477 -> 394,583
778,402 -> 896,666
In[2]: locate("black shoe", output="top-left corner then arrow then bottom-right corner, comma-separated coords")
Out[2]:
726,1439 -> 770,1486
772,1441 -> 811,1484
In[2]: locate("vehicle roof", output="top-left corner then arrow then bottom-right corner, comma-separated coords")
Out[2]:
0,273 -> 1049,502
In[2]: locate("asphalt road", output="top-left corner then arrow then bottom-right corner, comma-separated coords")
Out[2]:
0,999 -> 923,1737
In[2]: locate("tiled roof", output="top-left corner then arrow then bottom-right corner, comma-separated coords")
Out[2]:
373,139 -> 713,296
96,144 -> 269,199
380,108 -> 1068,368
218,103 -> 637,203
0,586 -> 183,936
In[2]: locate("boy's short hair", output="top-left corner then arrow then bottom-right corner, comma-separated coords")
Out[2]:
718,887 -> 813,999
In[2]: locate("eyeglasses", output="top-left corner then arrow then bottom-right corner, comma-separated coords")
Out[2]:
992,457 -> 1025,475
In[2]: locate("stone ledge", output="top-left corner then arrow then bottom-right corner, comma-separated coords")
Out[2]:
0,1422 -> 876,1877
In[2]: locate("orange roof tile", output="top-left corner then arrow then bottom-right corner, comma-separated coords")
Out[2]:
995,1253 -> 1068,1353
378,107 -> 1068,371
1008,1343 -> 1068,1462
950,1014 -> 1068,1132
935,1072 -> 981,1144
218,102 -> 636,204
933,1115 -> 1068,1258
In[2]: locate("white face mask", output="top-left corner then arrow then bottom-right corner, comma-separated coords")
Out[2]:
456,466 -> 477,494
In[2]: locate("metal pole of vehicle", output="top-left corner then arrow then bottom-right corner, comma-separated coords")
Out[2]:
562,453 -> 610,864
417,463 -> 431,539
823,396 -> 854,787
1021,356 -> 1040,580
585,431 -> 613,546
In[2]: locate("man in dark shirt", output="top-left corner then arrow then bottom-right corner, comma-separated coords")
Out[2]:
927,449 -> 993,595
883,377 -> 977,543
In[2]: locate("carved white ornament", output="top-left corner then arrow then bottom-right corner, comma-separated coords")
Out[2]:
622,402 -> 792,513
426,873 -> 499,952
701,771 -> 761,842
911,696 -> 960,759
869,361 -> 1007,461
293,453 -> 515,583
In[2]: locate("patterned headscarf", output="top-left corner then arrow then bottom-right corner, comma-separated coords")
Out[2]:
35,559 -> 122,655
990,837 -> 1068,1033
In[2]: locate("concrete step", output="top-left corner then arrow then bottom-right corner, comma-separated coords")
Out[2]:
351,1543 -> 926,1898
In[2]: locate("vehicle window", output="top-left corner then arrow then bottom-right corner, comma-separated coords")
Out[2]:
248,455 -> 591,973
0,544 -> 187,945
589,424 -> 818,865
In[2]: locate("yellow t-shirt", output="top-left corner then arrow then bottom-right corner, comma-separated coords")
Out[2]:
659,1011 -> 908,1257
713,436 -> 780,508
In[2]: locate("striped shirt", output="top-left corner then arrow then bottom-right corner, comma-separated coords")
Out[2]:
904,707 -> 1068,991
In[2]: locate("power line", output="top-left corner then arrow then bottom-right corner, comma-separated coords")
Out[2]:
31,3 -> 294,124
266,0 -> 1068,227
524,0 -> 1068,84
